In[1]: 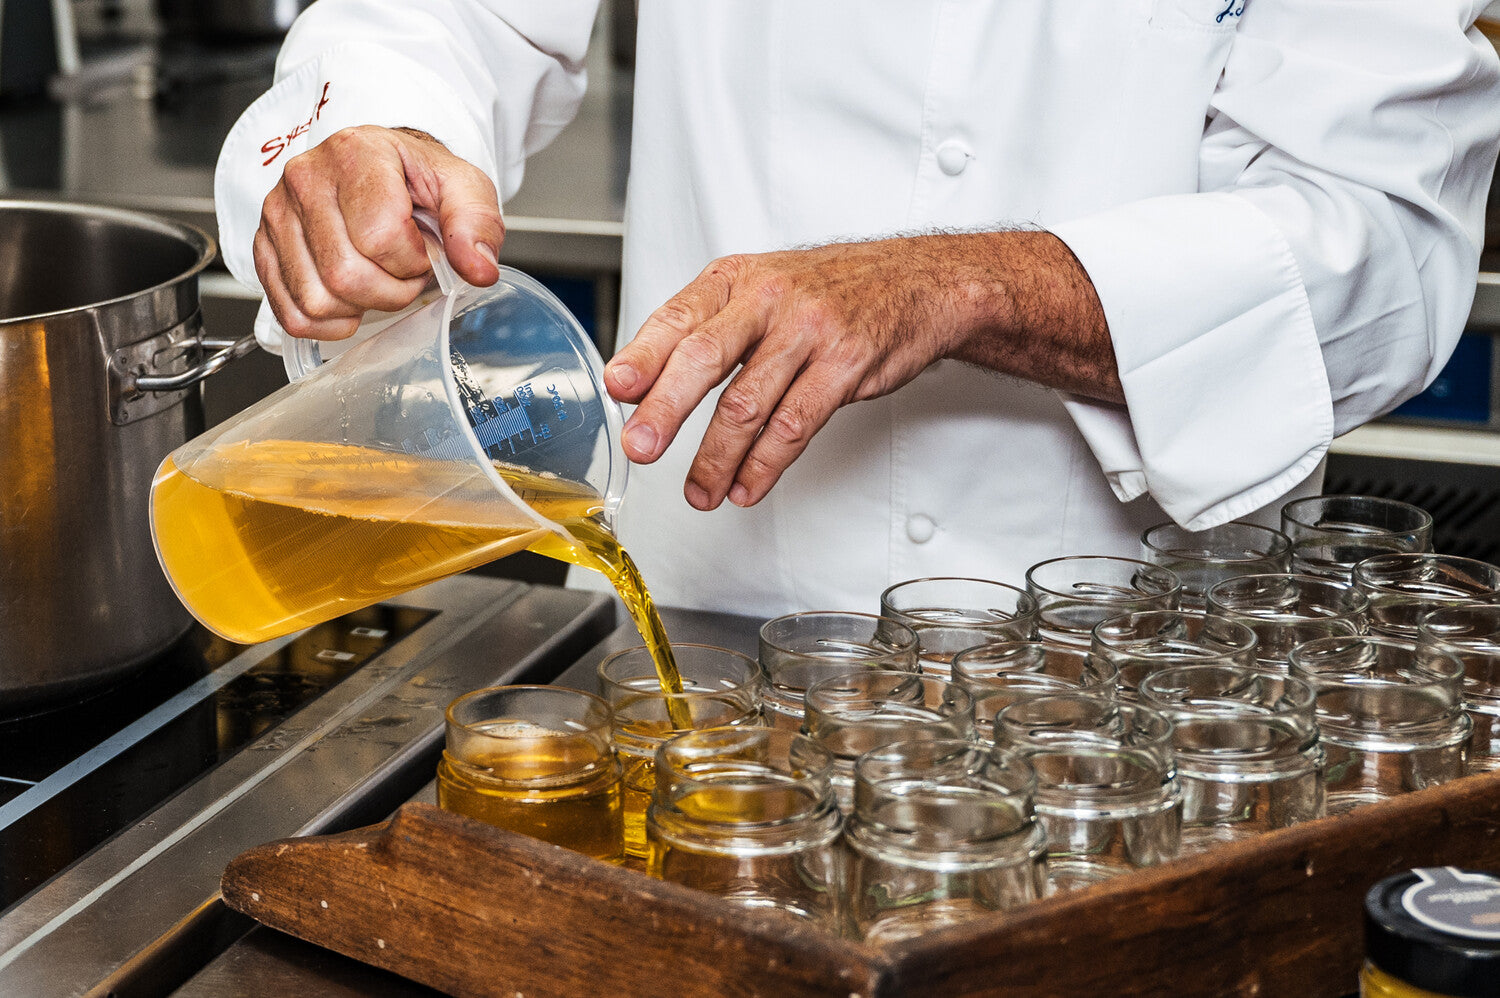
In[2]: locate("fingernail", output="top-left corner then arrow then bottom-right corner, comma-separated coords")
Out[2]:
729,483 -> 750,507
685,482 -> 711,509
477,242 -> 498,267
623,421 -> 657,459
609,362 -> 638,391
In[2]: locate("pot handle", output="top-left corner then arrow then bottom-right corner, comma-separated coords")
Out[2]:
129,333 -> 259,393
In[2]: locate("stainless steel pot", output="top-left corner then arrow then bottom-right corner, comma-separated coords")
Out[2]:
0,201 -> 256,712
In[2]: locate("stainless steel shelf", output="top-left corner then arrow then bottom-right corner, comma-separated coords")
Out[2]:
1471,272 -> 1500,329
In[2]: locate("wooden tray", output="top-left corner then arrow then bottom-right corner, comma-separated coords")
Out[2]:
221,767 -> 1500,998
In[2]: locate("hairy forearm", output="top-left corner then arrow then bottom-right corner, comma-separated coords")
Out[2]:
924,230 -> 1122,404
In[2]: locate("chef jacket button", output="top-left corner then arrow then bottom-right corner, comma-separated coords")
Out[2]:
936,139 -> 972,176
906,514 -> 937,544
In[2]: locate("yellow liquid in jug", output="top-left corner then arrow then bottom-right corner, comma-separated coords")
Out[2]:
151,440 -> 683,705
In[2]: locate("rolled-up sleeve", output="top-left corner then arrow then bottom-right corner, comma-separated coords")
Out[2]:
213,0 -> 598,297
1050,0 -> 1500,530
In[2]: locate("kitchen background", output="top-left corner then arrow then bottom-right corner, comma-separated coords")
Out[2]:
0,4 -> 1493,995
5,0 -> 1500,561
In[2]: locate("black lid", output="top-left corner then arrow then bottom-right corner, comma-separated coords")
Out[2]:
1364,868 -> 1500,998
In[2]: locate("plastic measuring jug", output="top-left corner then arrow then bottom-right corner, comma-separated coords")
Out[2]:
149,214 -> 628,645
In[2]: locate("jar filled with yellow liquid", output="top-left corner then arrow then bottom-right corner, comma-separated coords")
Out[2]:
437,685 -> 623,863
597,644 -> 764,863
1361,868 -> 1500,998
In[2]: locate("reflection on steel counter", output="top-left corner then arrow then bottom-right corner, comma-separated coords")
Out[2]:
0,576 -> 614,997
0,605 -> 431,912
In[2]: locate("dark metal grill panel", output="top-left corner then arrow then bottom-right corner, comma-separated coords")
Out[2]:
1325,453 -> 1500,564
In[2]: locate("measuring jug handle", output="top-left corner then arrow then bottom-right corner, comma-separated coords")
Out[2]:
411,208 -> 466,298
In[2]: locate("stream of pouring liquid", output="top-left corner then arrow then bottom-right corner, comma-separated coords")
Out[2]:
151,441 -> 686,723
525,511 -> 691,727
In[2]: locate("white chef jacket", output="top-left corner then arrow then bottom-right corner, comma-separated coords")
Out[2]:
214,0 -> 1500,618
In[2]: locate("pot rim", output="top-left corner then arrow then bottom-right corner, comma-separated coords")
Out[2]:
0,199 -> 217,324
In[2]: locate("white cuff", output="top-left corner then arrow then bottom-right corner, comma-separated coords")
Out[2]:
1051,192 -> 1333,530
253,299 -> 284,355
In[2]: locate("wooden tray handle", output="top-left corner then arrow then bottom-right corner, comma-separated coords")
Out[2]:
222,802 -> 886,998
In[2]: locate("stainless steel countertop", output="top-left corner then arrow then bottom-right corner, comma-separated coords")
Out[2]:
0,576 -> 619,998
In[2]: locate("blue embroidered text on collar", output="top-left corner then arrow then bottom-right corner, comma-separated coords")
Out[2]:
1217,0 -> 1246,22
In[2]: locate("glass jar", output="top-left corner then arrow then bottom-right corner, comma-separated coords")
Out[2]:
1418,603 -> 1500,774
647,726 -> 843,931
1090,609 -> 1259,699
879,577 -> 1038,674
757,611 -> 920,730
1024,555 -> 1182,648
950,641 -> 1118,741
1280,494 -> 1433,583
1138,664 -> 1324,853
597,643 -> 764,863
1362,868 -> 1500,997
1289,635 -> 1470,814
802,672 -> 976,813
1352,553 -> 1500,640
1205,573 -> 1369,669
993,694 -> 1180,893
436,685 -> 623,863
1140,520 -> 1293,610
844,738 -> 1047,943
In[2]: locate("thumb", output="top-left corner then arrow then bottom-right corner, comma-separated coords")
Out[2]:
396,130 -> 506,288
431,178 -> 505,289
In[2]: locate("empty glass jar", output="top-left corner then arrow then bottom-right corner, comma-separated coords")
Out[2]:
1280,495 -> 1433,583
1417,603 -> 1500,774
1090,609 -> 1259,700
1351,552 -> 1500,639
1138,664 -> 1324,853
843,739 -> 1047,943
993,694 -> 1180,893
950,641 -> 1119,741
647,726 -> 843,931
802,672 -> 975,813
879,577 -> 1038,674
1205,573 -> 1369,669
1140,521 -> 1293,610
1289,635 -> 1469,814
758,611 -> 920,730
1025,555 -> 1181,647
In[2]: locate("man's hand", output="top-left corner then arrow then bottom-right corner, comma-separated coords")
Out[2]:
254,125 -> 505,340
604,231 -> 1118,511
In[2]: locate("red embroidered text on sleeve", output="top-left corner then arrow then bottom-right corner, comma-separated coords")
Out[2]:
260,82 -> 333,167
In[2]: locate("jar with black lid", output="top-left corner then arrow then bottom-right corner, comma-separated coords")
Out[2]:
1362,868 -> 1500,997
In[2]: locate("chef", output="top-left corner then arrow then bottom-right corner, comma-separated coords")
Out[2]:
215,1 -> 1500,617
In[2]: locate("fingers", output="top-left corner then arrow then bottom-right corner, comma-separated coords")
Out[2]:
394,133 -> 505,288
605,257 -> 742,406
613,282 -> 770,465
431,187 -> 504,288
679,338 -> 809,508
609,241 -> 928,510
689,354 -> 853,510
255,125 -> 504,340
253,222 -> 361,341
